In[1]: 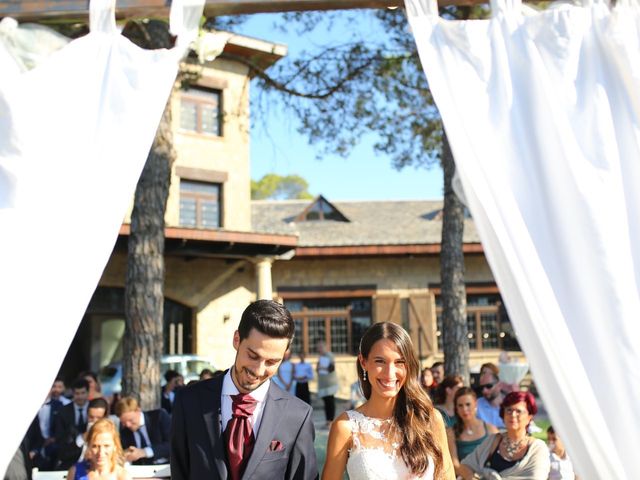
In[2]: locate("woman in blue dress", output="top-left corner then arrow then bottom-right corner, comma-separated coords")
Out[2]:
67,418 -> 131,480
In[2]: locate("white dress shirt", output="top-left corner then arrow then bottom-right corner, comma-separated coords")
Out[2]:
74,403 -> 89,426
221,369 -> 270,436
38,396 -> 71,438
135,411 -> 155,460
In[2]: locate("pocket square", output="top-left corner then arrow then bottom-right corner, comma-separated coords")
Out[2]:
269,440 -> 284,452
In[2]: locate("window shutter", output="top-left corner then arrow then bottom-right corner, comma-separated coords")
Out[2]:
374,294 -> 401,325
408,293 -> 437,358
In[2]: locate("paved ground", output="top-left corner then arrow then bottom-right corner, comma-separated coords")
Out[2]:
311,396 -> 351,472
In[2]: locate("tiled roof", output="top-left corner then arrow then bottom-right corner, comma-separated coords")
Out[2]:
251,198 -> 481,247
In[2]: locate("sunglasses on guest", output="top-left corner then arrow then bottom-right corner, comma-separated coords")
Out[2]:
480,383 -> 495,390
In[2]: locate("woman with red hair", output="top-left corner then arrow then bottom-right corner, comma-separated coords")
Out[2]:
458,391 -> 550,479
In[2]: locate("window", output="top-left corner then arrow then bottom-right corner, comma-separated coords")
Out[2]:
435,294 -> 520,351
179,87 -> 222,136
179,180 -> 221,229
284,297 -> 372,355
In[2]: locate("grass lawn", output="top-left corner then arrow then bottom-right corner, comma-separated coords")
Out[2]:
531,418 -> 551,442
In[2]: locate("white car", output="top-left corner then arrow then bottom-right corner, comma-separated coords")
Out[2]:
99,354 -> 217,395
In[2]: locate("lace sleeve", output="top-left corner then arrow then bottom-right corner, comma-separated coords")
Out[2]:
346,410 -> 400,455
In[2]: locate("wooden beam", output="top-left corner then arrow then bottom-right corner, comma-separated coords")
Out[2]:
0,0 -> 481,22
294,243 -> 484,257
206,0 -> 404,15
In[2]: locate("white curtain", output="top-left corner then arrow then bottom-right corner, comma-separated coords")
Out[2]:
0,0 -> 204,474
405,0 -> 640,478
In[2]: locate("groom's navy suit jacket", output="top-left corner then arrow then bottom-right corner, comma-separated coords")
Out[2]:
170,371 -> 318,480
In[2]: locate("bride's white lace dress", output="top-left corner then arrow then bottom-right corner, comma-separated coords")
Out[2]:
345,410 -> 434,480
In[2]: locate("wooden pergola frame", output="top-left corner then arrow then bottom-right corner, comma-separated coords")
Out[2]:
0,0 -> 481,22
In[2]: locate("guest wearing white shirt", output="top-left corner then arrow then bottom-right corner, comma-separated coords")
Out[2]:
53,378 -> 90,469
39,378 -> 71,439
73,397 -> 119,458
37,377 -> 71,469
116,396 -> 171,465
547,426 -> 579,479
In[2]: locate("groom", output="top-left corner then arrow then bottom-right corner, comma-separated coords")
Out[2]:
170,300 -> 318,480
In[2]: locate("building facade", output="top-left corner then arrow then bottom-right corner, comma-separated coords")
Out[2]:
61,33 -> 523,397
60,33 -> 296,381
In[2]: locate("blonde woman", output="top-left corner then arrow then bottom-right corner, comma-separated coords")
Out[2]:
67,418 -> 131,480
323,322 -> 454,480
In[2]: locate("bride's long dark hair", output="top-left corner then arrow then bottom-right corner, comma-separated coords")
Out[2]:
357,322 -> 444,478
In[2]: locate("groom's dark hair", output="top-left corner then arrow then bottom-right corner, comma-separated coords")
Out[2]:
238,300 -> 295,343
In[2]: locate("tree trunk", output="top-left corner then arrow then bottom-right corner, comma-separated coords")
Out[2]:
123,97 -> 175,409
439,133 -> 469,383
121,20 -> 177,410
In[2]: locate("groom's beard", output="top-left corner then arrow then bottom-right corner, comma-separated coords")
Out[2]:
231,363 -> 270,393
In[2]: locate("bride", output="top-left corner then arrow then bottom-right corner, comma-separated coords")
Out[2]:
322,322 -> 454,480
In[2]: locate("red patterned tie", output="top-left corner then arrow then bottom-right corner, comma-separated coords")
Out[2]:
225,393 -> 258,480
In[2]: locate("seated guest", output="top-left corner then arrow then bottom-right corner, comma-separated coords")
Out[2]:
547,426 -> 579,479
447,387 -> 499,477
78,371 -> 102,401
431,361 -> 445,388
434,375 -> 464,428
37,377 -> 71,470
115,396 -> 170,465
476,369 -> 505,429
74,397 -> 111,458
481,361 -> 519,396
420,367 -> 436,400
54,378 -> 90,470
459,391 -> 550,479
160,370 -> 183,414
68,418 -> 131,480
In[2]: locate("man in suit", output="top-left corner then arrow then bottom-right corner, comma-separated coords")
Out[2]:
53,378 -> 89,470
36,377 -> 71,470
69,397 -> 111,460
160,369 -> 184,414
171,300 -> 318,480
116,396 -> 171,465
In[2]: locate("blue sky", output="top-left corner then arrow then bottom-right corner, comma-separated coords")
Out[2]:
235,13 -> 444,201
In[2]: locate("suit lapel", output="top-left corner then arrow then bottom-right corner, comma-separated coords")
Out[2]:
121,425 -> 134,449
142,412 -> 151,443
200,373 -> 228,479
242,383 -> 288,480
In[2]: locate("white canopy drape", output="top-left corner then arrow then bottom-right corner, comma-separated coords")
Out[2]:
405,0 -> 640,478
0,0 -> 204,474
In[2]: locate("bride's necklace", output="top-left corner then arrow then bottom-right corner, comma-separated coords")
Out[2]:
464,423 -> 474,435
503,434 -> 528,460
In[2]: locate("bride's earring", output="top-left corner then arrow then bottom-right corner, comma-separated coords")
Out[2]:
363,370 -> 368,382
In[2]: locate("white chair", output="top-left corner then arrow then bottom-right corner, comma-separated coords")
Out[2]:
31,470 -> 67,480
127,464 -> 171,479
